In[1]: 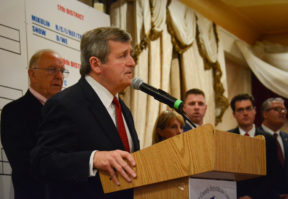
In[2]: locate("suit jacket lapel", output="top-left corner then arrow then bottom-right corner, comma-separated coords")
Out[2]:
78,78 -> 125,150
255,127 -> 263,136
280,132 -> 288,160
25,90 -> 43,109
235,128 -> 240,134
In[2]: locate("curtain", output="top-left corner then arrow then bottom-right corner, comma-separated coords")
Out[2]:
110,0 -> 228,148
236,40 -> 288,99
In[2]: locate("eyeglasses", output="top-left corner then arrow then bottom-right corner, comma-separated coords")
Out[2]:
32,67 -> 69,78
235,106 -> 254,113
267,107 -> 287,113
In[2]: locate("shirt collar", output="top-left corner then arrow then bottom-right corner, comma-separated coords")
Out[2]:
261,124 -> 280,135
29,87 -> 47,105
85,75 -> 117,108
239,124 -> 255,136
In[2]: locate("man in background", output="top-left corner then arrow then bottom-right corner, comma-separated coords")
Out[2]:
31,27 -> 140,199
182,88 -> 207,131
1,49 -> 66,199
229,93 -> 263,137
228,93 -> 271,199
260,97 -> 288,199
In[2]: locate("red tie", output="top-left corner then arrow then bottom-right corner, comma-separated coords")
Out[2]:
113,97 -> 130,152
273,133 -> 285,167
244,132 -> 249,136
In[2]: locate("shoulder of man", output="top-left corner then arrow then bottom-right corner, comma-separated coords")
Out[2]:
255,126 -> 275,142
183,122 -> 192,132
46,78 -> 85,103
280,131 -> 288,142
1,90 -> 35,113
227,127 -> 239,134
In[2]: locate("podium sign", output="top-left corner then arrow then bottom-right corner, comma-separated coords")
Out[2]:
189,178 -> 236,199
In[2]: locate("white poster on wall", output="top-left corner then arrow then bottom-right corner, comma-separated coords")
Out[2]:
0,0 -> 109,198
25,0 -> 110,87
0,0 -> 27,104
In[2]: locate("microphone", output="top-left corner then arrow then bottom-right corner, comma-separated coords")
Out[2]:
131,78 -> 183,113
131,78 -> 196,129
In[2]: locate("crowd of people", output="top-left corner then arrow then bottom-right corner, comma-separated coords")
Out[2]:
152,92 -> 288,199
0,26 -> 287,199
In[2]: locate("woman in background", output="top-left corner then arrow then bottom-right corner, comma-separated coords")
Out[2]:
152,110 -> 184,144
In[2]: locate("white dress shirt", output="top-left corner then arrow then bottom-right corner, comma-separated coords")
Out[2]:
85,75 -> 133,176
239,124 -> 256,137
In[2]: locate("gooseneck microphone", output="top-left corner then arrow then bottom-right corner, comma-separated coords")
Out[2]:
131,78 -> 196,129
131,78 -> 183,113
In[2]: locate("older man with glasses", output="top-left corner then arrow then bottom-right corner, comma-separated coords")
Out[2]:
1,49 -> 67,199
260,97 -> 288,199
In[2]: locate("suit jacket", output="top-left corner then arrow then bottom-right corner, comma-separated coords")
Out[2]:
183,121 -> 196,132
31,77 -> 140,199
228,126 -> 263,136
228,127 -> 273,199
259,126 -> 288,198
1,90 -> 46,199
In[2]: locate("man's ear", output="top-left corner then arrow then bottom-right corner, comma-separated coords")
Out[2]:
253,107 -> 257,114
89,56 -> 102,74
262,111 -> 268,119
28,68 -> 36,82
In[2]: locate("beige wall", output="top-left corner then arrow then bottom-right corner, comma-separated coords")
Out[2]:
216,28 -> 252,131
216,57 -> 252,131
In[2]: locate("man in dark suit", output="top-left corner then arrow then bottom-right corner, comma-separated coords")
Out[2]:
228,93 -> 271,199
182,88 -> 207,132
31,27 -> 140,199
1,49 -> 66,199
260,97 -> 288,199
228,94 -> 262,137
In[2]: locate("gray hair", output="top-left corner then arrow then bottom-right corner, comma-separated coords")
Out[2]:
29,49 -> 59,69
261,97 -> 285,112
80,27 -> 132,77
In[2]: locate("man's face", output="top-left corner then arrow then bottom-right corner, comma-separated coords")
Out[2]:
29,52 -> 65,99
183,94 -> 207,125
96,40 -> 135,95
233,100 -> 256,128
263,101 -> 287,130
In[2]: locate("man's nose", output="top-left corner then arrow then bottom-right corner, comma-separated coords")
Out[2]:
243,109 -> 249,114
127,54 -> 135,67
55,70 -> 64,79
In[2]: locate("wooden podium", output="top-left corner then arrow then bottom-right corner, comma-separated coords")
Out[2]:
99,124 -> 266,198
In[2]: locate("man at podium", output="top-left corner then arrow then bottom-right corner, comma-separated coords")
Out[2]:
31,27 -> 140,199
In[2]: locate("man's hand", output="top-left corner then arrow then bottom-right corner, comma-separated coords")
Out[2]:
93,150 -> 136,186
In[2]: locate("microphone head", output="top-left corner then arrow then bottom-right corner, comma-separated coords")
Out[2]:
131,78 -> 143,90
